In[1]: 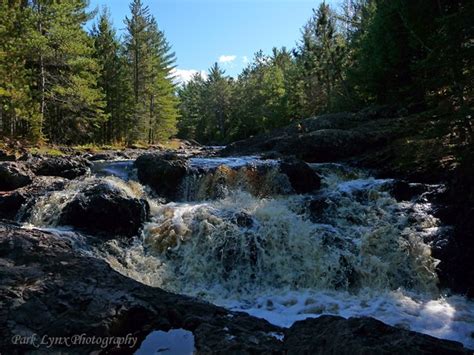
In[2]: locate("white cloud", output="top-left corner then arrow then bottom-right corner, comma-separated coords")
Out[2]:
218,55 -> 237,63
242,56 -> 249,64
171,68 -> 207,85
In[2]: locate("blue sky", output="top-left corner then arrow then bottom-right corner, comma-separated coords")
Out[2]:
87,0 -> 335,82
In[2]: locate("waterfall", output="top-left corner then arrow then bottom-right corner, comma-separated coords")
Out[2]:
22,156 -> 474,348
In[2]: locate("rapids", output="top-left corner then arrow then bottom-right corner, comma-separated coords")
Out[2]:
22,156 -> 474,348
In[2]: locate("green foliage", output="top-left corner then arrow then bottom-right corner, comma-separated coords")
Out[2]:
0,0 -> 471,146
27,0 -> 107,144
92,8 -> 133,143
0,0 -> 180,145
177,0 -> 472,145
295,2 -> 349,114
124,0 -> 179,144
0,0 -> 41,141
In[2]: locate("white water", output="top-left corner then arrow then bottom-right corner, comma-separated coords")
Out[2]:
24,158 -> 474,349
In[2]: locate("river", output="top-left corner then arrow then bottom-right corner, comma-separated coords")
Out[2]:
22,155 -> 474,348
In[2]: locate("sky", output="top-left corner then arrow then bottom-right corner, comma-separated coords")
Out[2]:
87,0 -> 335,83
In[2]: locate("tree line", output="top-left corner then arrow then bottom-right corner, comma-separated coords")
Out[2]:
178,0 -> 473,144
0,0 -> 178,145
1,0 -> 472,146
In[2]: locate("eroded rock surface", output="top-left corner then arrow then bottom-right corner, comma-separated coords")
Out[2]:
58,182 -> 149,238
0,162 -> 34,191
134,152 -> 189,200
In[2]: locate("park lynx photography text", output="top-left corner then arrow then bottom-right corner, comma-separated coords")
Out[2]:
11,333 -> 138,349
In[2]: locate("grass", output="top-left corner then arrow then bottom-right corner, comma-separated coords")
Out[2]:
28,146 -> 65,157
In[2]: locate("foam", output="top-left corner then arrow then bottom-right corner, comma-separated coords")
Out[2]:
219,289 -> 474,349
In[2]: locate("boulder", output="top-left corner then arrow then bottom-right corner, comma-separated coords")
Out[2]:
0,176 -> 68,221
279,158 -> 321,194
0,191 -> 27,220
390,180 -> 427,201
0,149 -> 16,161
283,315 -> 469,355
134,153 -> 189,200
58,182 -> 149,238
0,162 -> 34,191
222,111 -> 391,162
308,195 -> 331,221
34,157 -> 90,179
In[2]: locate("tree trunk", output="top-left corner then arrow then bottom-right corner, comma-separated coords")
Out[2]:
37,2 -> 45,139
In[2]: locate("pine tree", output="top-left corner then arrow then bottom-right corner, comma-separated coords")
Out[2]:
177,73 -> 206,140
296,2 -> 348,114
202,63 -> 233,143
146,18 -> 179,143
28,0 -> 106,144
124,0 -> 179,144
0,1 -> 40,141
92,8 -> 133,143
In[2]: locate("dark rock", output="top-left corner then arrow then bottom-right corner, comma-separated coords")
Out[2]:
34,157 -> 90,179
233,211 -> 254,228
283,316 -> 469,355
0,191 -> 27,220
0,162 -> 34,191
0,149 -> 16,161
0,224 -> 281,354
0,176 -> 67,221
17,152 -> 33,161
261,151 -> 284,160
134,153 -> 189,200
356,104 -> 402,120
308,196 -> 331,221
222,111 -> 391,162
280,158 -> 321,194
278,130 -> 383,163
59,182 -> 149,238
88,152 -> 118,161
193,316 -> 283,354
390,181 -> 427,201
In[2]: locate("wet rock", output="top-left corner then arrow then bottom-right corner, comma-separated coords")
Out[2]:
0,149 -> 16,161
33,157 -> 90,179
0,162 -> 34,191
308,196 -> 331,221
0,191 -> 27,220
58,182 -> 149,238
390,180 -> 427,201
280,158 -> 321,194
0,176 -> 67,221
0,225 -> 281,353
283,316 -> 469,355
233,211 -> 254,228
134,152 -> 189,200
193,317 -> 283,354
